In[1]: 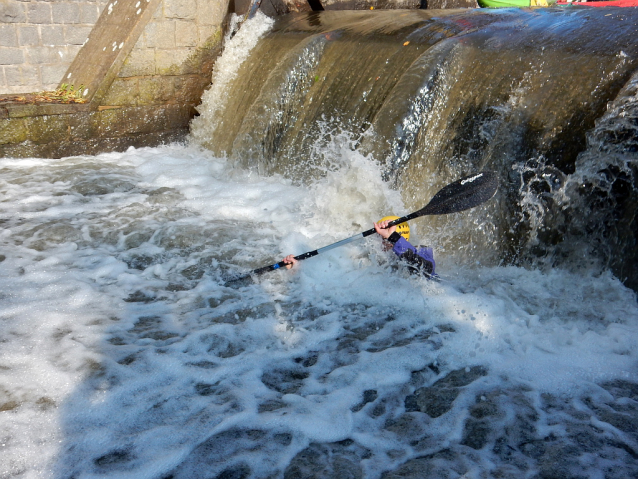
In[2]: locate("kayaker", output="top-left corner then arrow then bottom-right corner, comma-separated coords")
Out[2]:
374,216 -> 436,277
282,216 -> 436,278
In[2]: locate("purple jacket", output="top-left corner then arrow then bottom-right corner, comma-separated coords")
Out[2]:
388,233 -> 436,277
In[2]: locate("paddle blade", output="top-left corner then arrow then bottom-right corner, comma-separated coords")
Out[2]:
417,171 -> 498,217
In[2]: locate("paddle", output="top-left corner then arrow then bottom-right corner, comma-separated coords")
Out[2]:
227,171 -> 498,283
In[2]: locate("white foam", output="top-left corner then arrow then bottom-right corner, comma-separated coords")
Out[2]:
0,145 -> 637,478
190,12 -> 275,148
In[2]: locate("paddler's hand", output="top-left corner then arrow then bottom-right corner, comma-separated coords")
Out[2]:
374,220 -> 396,240
282,254 -> 298,270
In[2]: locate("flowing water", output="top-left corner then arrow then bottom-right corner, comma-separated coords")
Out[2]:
1,8 -> 638,479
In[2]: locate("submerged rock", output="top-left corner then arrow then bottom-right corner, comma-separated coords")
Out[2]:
283,440 -> 371,479
405,366 -> 488,417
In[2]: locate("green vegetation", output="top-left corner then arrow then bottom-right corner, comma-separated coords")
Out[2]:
2,84 -> 87,104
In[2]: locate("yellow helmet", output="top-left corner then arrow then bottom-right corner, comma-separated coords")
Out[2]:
379,216 -> 410,241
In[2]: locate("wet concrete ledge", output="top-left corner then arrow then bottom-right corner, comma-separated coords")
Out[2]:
0,101 -> 192,158
0,69 -> 212,158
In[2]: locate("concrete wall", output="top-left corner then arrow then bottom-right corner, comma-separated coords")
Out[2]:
0,0 -> 109,94
101,0 -> 228,108
0,0 -> 230,158
0,0 -> 228,95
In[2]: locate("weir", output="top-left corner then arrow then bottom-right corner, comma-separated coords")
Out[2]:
192,8 -> 638,290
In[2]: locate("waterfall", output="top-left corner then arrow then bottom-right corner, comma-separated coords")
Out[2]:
191,7 -> 638,288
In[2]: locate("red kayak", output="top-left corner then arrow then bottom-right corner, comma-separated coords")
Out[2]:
556,0 -> 638,6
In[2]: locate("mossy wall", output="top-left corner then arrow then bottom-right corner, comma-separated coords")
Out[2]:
0,0 -> 230,158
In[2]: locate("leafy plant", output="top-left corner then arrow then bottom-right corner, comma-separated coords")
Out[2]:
45,83 -> 88,103
2,84 -> 88,104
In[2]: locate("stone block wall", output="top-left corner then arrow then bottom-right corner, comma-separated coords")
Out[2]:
0,0 -> 109,94
129,0 -> 227,77
0,0 -> 231,158
100,0 -> 228,108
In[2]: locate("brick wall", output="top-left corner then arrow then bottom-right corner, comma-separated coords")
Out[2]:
120,0 -> 227,79
1,0 -> 230,159
0,0 -> 109,94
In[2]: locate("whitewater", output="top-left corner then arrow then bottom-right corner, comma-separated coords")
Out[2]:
1,11 -> 638,479
1,142 -> 637,478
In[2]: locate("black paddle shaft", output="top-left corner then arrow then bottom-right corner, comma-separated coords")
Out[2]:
232,171 -> 498,280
